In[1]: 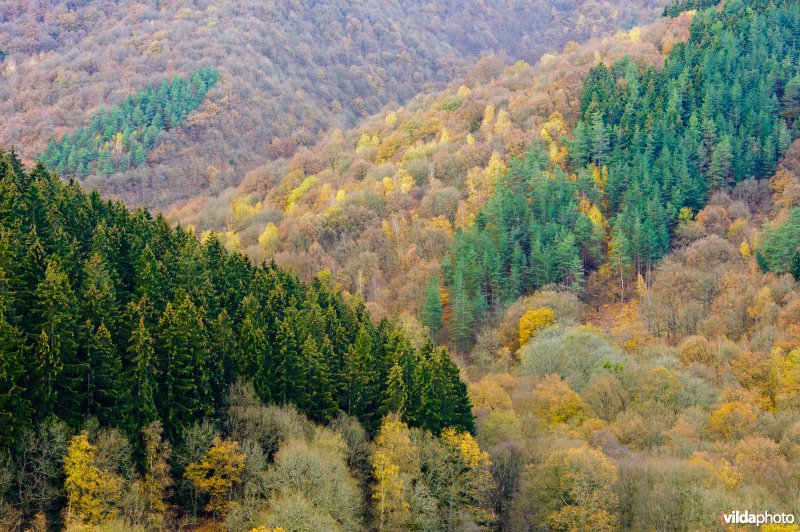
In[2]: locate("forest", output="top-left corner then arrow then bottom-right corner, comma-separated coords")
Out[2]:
3,0 -> 800,529
173,11 -> 692,323
442,0 -> 798,350
0,0 -> 667,207
169,0 -> 800,529
40,68 -> 219,178
0,150 -> 477,529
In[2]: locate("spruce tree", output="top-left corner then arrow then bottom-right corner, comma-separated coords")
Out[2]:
87,322 -> 129,428
381,362 -> 407,417
420,278 -> 443,339
128,312 -> 159,429
309,336 -> 339,423
274,310 -> 302,406
35,261 -> 82,424
156,295 -> 210,435
0,311 -> 31,448
208,309 -> 236,410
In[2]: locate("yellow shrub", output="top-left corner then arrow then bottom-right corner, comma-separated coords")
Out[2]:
532,374 -> 585,425
708,401 -> 757,441
519,307 -> 555,346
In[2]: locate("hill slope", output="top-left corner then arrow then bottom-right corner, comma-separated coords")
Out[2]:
0,0 -> 667,207
172,13 -> 693,322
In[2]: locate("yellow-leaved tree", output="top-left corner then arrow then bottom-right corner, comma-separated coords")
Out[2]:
371,415 -> 419,530
184,436 -> 246,519
519,307 -> 555,346
708,401 -> 757,441
545,446 -> 619,531
531,374 -> 585,425
440,428 -> 496,527
63,432 -> 124,526
258,222 -> 280,256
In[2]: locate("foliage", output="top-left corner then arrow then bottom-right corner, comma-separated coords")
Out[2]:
758,208 -> 800,277
63,432 -> 124,525
41,68 -> 219,178
184,437 -> 246,518
0,150 -> 472,444
259,429 -> 363,531
443,146 -> 600,350
0,0 -> 667,207
519,307 -> 556,346
442,0 -> 799,347
573,0 -> 798,277
519,326 -> 628,390
663,0 -> 719,17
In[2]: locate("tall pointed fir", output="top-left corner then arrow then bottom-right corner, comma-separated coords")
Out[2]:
274,309 -> 303,407
34,261 -> 82,424
128,310 -> 159,429
309,336 -> 339,423
0,310 -> 31,448
208,309 -> 236,412
156,294 -> 210,436
381,362 -> 407,418
420,278 -> 443,340
87,322 -> 130,429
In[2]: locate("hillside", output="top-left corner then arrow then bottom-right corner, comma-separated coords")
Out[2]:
172,12 -> 693,323
0,149 -> 485,529
0,0 -> 667,207
4,0 -> 800,530
171,3 -> 800,527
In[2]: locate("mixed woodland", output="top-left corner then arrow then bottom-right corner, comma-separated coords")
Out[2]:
2,0 -> 800,530
0,0 -> 667,207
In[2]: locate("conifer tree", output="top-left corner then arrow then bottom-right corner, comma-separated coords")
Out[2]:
87,322 -> 129,429
128,311 -> 159,429
418,347 -> 474,434
275,310 -> 303,406
81,253 -> 120,331
310,336 -> 339,422
0,310 -> 30,448
450,260 -> 474,355
420,278 -> 443,340
208,309 -> 235,410
156,295 -> 210,435
381,362 -> 407,417
35,261 -> 82,423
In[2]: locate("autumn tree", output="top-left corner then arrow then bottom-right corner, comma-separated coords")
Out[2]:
518,307 -> 555,346
63,432 -> 124,526
184,436 -> 246,519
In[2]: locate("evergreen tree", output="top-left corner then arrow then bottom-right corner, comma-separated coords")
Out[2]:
35,261 -> 82,423
128,311 -> 159,429
420,278 -> 443,339
450,259 -> 474,354
40,68 -> 220,178
0,147 -> 475,451
274,310 -> 303,407
381,362 -> 407,417
208,309 -> 235,411
0,311 -> 30,448
156,295 -> 210,436
87,322 -> 129,428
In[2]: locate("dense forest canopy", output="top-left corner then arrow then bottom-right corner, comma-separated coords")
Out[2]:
438,0 -> 800,351
0,147 -> 474,443
0,0 -> 668,207
0,148 -> 483,527
172,11 -> 692,329
6,0 -> 800,529
40,68 -> 220,179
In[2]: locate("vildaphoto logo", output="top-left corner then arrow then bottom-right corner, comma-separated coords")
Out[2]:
721,510 -> 796,525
